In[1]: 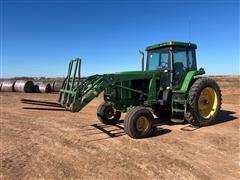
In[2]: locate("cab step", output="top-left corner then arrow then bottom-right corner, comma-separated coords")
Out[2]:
170,118 -> 185,123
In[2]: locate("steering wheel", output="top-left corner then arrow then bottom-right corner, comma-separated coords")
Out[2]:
160,61 -> 168,69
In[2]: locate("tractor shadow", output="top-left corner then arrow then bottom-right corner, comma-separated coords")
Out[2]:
88,120 -> 171,141
22,107 -> 69,111
149,128 -> 171,138
154,110 -> 237,131
21,98 -> 61,107
154,110 -> 237,126
212,110 -> 237,125
91,122 -> 125,138
21,98 -> 68,111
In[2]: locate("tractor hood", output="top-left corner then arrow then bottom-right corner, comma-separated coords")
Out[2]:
107,70 -> 162,81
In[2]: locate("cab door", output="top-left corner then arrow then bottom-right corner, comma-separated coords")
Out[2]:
172,47 -> 188,90
147,47 -> 171,88
159,50 -> 171,88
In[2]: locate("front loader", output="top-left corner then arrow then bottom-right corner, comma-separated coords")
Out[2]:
58,41 -> 222,138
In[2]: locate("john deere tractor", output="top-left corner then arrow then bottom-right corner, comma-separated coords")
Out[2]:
59,41 -> 222,138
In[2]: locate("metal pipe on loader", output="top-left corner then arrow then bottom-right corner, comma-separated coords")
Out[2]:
1,80 -> 16,92
14,80 -> 34,92
33,82 -> 51,93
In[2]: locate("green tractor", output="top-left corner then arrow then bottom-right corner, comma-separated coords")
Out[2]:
59,41 -> 222,138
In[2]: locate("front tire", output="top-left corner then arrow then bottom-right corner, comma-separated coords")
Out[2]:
186,78 -> 222,126
97,102 -> 121,125
124,107 -> 154,138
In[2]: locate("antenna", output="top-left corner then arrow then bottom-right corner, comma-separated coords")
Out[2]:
188,19 -> 191,43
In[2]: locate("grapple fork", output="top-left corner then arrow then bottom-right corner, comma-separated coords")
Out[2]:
58,58 -> 81,109
58,58 -> 106,112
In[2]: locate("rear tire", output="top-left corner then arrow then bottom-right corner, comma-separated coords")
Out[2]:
97,102 -> 121,125
186,78 -> 222,126
124,107 -> 154,138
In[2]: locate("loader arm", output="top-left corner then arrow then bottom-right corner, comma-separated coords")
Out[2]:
58,59 -> 119,112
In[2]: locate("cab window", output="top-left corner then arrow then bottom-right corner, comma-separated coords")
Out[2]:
173,47 -> 188,73
147,48 -> 169,70
160,52 -> 169,69
148,49 -> 160,70
188,49 -> 197,70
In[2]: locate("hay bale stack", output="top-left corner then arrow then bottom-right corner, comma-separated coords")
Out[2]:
33,82 -> 51,93
14,80 -> 34,92
1,80 -> 16,92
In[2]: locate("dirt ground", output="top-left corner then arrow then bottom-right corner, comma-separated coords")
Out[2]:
0,87 -> 239,179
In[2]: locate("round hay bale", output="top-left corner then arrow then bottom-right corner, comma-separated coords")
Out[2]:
14,80 -> 34,92
1,80 -> 16,92
0,80 -> 4,91
33,82 -> 51,93
53,80 -> 64,92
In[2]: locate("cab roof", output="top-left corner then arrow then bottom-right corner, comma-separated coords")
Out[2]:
146,41 -> 197,51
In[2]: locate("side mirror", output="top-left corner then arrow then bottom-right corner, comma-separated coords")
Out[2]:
139,50 -> 144,71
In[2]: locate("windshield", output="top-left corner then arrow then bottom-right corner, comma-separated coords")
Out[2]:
147,48 -> 169,70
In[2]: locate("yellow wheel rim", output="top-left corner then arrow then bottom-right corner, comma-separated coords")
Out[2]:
136,116 -> 149,132
104,106 -> 116,119
198,87 -> 218,119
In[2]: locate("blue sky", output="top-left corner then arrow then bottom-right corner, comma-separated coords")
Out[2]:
0,0 -> 239,78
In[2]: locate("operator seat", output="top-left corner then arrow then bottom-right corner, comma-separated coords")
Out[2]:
173,62 -> 186,89
174,62 -> 185,74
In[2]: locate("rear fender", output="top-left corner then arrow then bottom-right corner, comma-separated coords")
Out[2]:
178,70 -> 205,93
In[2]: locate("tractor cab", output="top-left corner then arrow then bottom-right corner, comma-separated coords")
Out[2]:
146,41 -> 197,90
